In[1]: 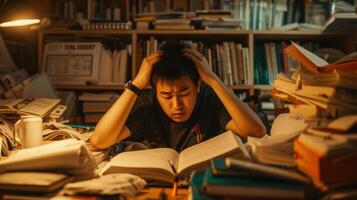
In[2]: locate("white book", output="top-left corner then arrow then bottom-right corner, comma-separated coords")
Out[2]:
118,49 -> 128,84
98,49 -> 114,85
112,50 -> 121,83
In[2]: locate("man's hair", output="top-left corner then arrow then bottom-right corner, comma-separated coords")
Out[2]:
150,41 -> 199,88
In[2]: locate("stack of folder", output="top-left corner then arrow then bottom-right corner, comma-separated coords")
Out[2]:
189,158 -> 311,199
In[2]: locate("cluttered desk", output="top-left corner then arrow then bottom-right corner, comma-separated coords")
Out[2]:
0,42 -> 357,199
1,112 -> 357,199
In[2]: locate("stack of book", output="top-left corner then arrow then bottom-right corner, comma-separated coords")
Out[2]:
272,42 -> 357,118
294,115 -> 357,192
189,157 -> 310,199
271,41 -> 357,195
246,113 -> 309,167
153,19 -> 193,30
323,0 -> 357,31
201,17 -> 242,30
79,92 -> 119,124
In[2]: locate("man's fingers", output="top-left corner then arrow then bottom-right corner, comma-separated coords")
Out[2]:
145,52 -> 162,62
182,48 -> 204,60
183,52 -> 200,63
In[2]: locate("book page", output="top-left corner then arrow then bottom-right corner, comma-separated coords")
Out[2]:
18,98 -> 60,117
101,148 -> 179,174
177,131 -> 243,175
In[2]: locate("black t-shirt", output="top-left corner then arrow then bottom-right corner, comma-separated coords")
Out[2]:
125,85 -> 231,152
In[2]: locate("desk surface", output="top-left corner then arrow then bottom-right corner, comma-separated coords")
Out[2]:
128,187 -> 188,200
0,187 -> 188,200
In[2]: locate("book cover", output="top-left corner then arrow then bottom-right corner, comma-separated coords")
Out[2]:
202,167 -> 305,198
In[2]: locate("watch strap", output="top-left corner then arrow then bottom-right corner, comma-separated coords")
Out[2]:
124,81 -> 142,96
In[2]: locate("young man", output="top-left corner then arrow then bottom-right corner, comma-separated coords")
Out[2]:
90,43 -> 266,151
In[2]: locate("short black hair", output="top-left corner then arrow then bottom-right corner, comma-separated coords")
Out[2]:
150,41 -> 199,88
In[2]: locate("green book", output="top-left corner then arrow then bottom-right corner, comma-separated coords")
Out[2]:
189,171 -> 217,200
202,167 -> 305,199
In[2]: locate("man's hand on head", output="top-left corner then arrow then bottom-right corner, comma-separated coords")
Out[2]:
182,48 -> 218,86
133,53 -> 162,89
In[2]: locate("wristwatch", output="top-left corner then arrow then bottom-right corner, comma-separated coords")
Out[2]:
124,81 -> 142,96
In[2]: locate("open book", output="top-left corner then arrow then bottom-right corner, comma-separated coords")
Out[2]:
0,98 -> 61,118
284,42 -> 357,73
100,131 -> 247,182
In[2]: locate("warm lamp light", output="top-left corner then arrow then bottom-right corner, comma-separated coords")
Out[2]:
0,0 -> 40,27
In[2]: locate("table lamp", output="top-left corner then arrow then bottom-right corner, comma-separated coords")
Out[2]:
0,0 -> 40,27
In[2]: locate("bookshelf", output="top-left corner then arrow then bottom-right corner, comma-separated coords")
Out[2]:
32,0 -> 356,124
38,29 -> 351,89
36,0 -> 356,92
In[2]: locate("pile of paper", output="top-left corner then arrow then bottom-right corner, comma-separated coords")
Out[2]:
0,139 -> 97,180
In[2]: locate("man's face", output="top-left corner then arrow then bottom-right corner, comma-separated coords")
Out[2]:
155,77 -> 198,122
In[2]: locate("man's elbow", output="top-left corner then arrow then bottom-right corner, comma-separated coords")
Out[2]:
254,125 -> 266,138
248,123 -> 266,138
90,134 -> 110,150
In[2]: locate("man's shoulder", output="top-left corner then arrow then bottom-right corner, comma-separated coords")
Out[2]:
200,84 -> 218,101
134,90 -> 155,107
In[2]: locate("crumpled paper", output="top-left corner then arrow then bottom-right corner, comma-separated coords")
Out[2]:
63,173 -> 146,196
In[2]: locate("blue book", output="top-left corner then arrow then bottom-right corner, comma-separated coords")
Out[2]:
202,167 -> 305,199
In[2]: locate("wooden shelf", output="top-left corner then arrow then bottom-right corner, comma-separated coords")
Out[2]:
253,30 -> 347,41
55,84 -> 254,92
254,85 -> 273,90
41,28 -> 135,35
55,84 -> 126,90
41,28 -> 347,36
136,29 -> 251,35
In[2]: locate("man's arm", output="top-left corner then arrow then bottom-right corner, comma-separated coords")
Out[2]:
183,49 -> 266,138
90,54 -> 161,149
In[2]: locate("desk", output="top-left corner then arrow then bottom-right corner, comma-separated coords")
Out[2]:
128,187 -> 188,200
0,187 -> 188,200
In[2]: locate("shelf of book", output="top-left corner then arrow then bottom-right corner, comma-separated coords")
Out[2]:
38,29 -> 353,93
